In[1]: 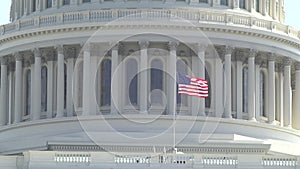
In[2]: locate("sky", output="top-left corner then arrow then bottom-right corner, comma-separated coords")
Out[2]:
0,0 -> 299,29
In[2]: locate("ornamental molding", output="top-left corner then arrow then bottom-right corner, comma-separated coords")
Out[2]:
1,23 -> 300,54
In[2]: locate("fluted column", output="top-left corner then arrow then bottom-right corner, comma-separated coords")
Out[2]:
66,50 -> 75,117
255,57 -> 261,121
277,64 -> 284,126
224,46 -> 233,118
233,0 -> 239,8
111,44 -> 119,115
236,56 -> 243,119
33,49 -> 41,120
283,58 -> 292,127
139,41 -> 149,114
47,54 -> 55,118
268,54 -> 276,124
0,58 -> 8,126
14,53 -> 23,123
56,45 -> 65,118
90,46 -> 98,116
294,62 -> 300,130
168,41 -> 178,115
248,50 -> 256,121
82,44 -> 91,116
192,43 -> 206,116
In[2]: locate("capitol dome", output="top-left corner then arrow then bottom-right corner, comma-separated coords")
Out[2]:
0,0 -> 300,168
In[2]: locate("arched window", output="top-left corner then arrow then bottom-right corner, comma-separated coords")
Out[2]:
41,66 -> 47,112
125,59 -> 138,106
221,0 -> 228,6
64,63 -> 67,109
100,59 -> 112,106
25,70 -> 31,116
176,59 -> 188,106
259,71 -> 266,117
46,0 -> 52,8
256,0 -> 260,12
150,59 -> 164,106
32,0 -> 36,12
239,0 -> 246,9
242,67 -> 248,113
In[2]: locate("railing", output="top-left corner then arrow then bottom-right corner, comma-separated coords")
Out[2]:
0,8 -> 299,41
262,157 -> 297,167
203,156 -> 238,166
54,153 -> 91,164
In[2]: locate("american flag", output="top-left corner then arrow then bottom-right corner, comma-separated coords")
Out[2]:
177,73 -> 209,98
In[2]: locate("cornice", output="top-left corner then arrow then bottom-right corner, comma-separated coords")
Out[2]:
1,24 -> 299,53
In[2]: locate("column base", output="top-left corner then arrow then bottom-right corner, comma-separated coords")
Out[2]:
268,120 -> 277,125
249,118 -> 257,122
140,110 -> 148,114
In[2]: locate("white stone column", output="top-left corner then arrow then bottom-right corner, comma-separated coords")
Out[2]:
294,62 -> 300,130
47,55 -> 54,118
277,65 -> 284,126
236,56 -> 243,119
283,58 -> 292,127
14,53 -> 23,123
90,50 -> 98,116
82,44 -> 91,116
8,70 -> 13,125
215,58 -> 224,118
248,50 -> 256,121
33,49 -> 41,120
30,61 -> 35,119
168,41 -> 178,116
111,44 -> 119,115
262,0 -> 267,15
0,58 -> 8,126
139,41 -> 149,114
56,45 -> 65,118
268,54 -> 276,124
192,44 -> 206,116
66,52 -> 75,117
233,0 -> 239,8
224,46 -> 233,118
255,58 -> 261,121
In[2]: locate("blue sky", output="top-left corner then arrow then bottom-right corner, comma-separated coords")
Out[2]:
0,0 -> 299,29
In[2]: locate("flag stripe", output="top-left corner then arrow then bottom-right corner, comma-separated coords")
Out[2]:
177,72 -> 209,98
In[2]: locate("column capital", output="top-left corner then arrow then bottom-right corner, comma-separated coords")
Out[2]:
225,46 -> 234,55
295,62 -> 300,70
110,42 -> 119,51
168,41 -> 179,51
56,45 -> 64,55
14,52 -> 23,61
64,47 -> 77,59
33,48 -> 41,58
267,53 -> 276,61
0,57 -> 8,65
45,50 -> 56,61
283,57 -> 292,66
138,41 -> 149,50
249,49 -> 257,58
255,57 -> 263,65
195,43 -> 207,53
81,43 -> 91,52
275,63 -> 284,72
